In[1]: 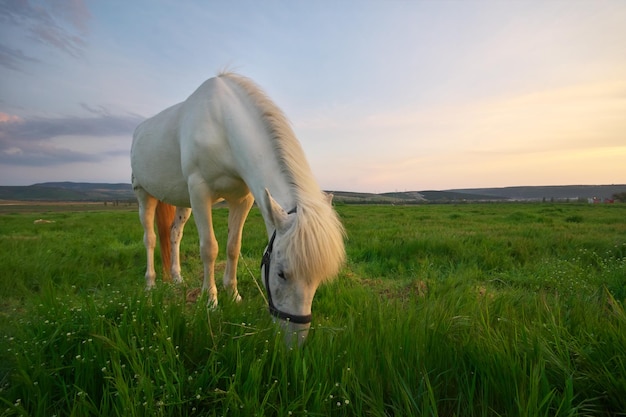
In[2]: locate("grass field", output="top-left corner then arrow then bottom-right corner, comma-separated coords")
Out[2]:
1,202 -> 625,416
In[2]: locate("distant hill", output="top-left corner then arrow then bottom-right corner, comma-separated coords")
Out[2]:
0,182 -> 134,202
331,190 -> 507,204
447,185 -> 626,201
330,185 -> 626,203
0,182 -> 624,203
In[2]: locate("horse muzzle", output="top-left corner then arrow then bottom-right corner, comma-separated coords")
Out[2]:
276,319 -> 310,347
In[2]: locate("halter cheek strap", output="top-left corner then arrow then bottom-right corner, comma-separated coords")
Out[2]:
260,207 -> 312,325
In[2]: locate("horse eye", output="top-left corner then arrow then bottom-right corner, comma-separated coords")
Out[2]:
277,271 -> 287,281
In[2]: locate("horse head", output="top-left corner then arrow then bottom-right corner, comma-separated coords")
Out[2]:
262,189 -> 344,346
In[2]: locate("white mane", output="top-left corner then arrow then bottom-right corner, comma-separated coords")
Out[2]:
219,72 -> 346,283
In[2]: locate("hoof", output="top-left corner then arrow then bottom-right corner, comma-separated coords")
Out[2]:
206,287 -> 219,309
207,297 -> 219,310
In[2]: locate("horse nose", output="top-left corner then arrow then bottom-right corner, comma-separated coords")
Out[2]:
279,320 -> 311,347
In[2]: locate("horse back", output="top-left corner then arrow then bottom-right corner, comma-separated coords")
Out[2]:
131,76 -> 263,205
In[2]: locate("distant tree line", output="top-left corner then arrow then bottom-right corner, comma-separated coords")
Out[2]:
613,192 -> 626,203
103,199 -> 137,206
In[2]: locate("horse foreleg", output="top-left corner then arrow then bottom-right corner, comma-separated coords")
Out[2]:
136,190 -> 159,288
224,194 -> 255,302
170,207 -> 192,284
188,180 -> 219,306
198,214 -> 219,307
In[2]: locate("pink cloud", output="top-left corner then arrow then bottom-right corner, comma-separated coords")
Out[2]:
0,112 -> 22,124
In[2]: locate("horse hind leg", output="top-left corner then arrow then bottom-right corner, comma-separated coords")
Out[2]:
135,188 -> 159,288
170,207 -> 192,284
224,194 -> 255,302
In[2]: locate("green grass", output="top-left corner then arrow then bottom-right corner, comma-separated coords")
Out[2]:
1,203 -> 625,416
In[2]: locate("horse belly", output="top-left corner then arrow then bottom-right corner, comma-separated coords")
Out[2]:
182,142 -> 250,203
211,174 -> 250,201
131,113 -> 192,207
134,170 -> 191,207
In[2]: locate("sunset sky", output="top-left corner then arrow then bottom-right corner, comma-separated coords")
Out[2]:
1,1 -> 625,192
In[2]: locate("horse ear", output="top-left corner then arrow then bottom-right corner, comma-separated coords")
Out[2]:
324,192 -> 334,205
264,189 -> 290,231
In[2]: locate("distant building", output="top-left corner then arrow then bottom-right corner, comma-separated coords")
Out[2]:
588,197 -> 614,204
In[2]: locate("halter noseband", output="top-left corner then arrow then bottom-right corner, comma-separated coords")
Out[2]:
261,207 -> 312,325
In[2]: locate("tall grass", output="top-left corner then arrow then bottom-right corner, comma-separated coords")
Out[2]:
1,203 -> 625,416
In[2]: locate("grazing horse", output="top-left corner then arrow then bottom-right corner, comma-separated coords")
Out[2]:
130,73 -> 345,343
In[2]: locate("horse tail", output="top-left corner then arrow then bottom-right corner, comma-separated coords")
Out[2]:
156,201 -> 175,280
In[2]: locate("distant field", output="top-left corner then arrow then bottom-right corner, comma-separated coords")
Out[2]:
1,203 -> 625,416
0,201 -> 136,213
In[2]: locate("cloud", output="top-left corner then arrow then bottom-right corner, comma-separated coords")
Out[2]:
0,110 -> 144,166
0,0 -> 91,59
80,102 -> 112,117
0,112 -> 21,123
301,76 -> 626,191
353,79 -> 626,154
457,80 -> 626,154
0,44 -> 41,71
50,0 -> 91,34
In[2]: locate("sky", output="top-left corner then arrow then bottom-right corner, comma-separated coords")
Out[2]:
1,1 -> 625,192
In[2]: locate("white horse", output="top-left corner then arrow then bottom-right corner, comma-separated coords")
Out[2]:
130,73 -> 345,343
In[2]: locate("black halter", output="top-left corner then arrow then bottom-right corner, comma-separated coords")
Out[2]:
261,207 -> 312,325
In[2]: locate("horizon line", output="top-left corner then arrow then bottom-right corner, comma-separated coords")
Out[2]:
1,180 -> 625,194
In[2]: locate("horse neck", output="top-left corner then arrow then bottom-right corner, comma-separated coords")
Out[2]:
219,74 -> 318,235
227,128 -> 296,235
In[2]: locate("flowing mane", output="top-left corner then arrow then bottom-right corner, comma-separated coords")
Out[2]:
218,72 -> 317,196
219,72 -> 346,284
